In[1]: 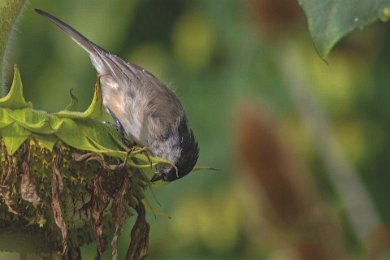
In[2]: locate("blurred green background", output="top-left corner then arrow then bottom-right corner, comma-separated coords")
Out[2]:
2,0 -> 390,259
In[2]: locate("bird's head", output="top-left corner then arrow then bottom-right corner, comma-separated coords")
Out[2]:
151,120 -> 199,182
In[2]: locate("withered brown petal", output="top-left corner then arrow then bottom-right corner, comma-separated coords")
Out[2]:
126,203 -> 149,260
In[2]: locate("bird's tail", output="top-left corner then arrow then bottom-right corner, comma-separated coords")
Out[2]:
35,9 -> 106,70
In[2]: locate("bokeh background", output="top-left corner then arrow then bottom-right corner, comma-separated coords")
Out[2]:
2,0 -> 390,259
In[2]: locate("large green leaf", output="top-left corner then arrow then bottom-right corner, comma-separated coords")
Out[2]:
299,0 -> 390,58
55,118 -> 101,153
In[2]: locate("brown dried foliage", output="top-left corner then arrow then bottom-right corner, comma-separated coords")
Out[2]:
126,203 -> 150,260
111,174 -> 131,260
0,155 -> 18,214
0,141 -> 150,259
91,173 -> 111,259
20,143 -> 42,208
51,146 -> 68,254
74,152 -> 150,260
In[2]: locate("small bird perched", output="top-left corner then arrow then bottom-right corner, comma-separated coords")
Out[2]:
35,9 -> 199,182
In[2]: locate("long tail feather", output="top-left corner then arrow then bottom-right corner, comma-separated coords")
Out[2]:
35,9 -> 102,56
35,9 -> 111,75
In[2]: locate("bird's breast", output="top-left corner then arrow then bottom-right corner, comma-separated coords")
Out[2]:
99,74 -> 184,161
100,75 -> 146,144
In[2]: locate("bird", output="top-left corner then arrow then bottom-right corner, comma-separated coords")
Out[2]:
35,9 -> 199,182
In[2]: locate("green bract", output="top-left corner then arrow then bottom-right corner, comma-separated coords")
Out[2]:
0,66 -> 161,258
0,65 -> 169,167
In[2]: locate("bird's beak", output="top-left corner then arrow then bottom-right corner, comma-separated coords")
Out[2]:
150,174 -> 164,182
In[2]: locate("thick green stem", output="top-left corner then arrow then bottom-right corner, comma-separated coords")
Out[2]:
0,0 -> 26,95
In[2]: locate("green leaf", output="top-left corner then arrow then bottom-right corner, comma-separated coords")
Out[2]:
32,133 -> 57,151
0,109 -> 14,128
0,65 -> 32,109
0,122 -> 30,155
77,119 -> 124,151
298,0 -> 390,58
7,108 -> 60,134
55,79 -> 103,120
55,118 -> 100,152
